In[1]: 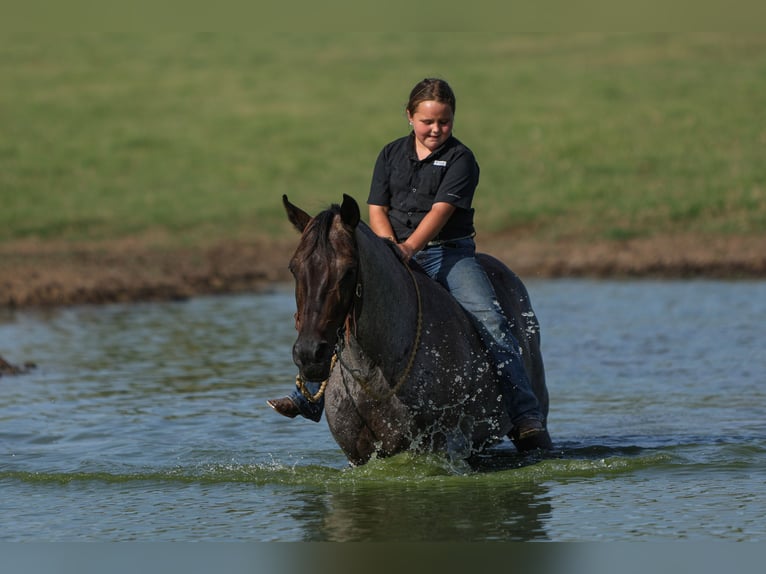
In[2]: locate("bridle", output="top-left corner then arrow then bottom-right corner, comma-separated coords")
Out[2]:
295,261 -> 423,403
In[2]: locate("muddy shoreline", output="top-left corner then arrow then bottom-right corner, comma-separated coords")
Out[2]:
2,234 -> 765,308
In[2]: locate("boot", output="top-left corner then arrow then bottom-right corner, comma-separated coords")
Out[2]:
510,418 -> 553,452
266,385 -> 324,423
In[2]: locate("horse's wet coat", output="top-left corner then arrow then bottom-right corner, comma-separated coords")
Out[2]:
284,194 -> 548,465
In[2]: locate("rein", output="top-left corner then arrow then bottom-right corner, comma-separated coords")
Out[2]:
296,260 -> 423,403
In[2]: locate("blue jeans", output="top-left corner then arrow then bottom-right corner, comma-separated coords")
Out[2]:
286,381 -> 324,422
414,238 -> 543,425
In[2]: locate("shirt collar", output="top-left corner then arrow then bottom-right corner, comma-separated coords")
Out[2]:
407,133 -> 455,163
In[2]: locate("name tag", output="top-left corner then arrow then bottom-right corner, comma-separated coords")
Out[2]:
433,160 -> 447,167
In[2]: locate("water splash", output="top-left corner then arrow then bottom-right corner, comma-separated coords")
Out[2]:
0,448 -> 673,489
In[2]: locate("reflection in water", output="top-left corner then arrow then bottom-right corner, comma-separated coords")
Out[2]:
280,452 -> 555,543
311,482 -> 551,542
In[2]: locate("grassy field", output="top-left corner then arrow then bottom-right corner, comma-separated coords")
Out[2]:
1,34 -> 764,247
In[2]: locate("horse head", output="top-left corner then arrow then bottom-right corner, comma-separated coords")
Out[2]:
283,194 -> 360,383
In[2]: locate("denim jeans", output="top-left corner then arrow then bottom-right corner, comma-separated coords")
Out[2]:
286,381 -> 324,422
414,238 -> 543,425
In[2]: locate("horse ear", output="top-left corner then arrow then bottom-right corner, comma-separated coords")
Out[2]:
340,194 -> 360,229
283,194 -> 312,232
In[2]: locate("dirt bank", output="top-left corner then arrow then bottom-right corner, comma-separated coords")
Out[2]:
2,234 -> 765,308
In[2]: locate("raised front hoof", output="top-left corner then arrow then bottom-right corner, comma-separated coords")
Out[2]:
509,419 -> 553,452
266,397 -> 300,419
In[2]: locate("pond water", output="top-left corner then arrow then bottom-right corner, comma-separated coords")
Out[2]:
1,280 -> 765,542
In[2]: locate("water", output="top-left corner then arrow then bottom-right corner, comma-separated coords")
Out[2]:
1,280 -> 765,542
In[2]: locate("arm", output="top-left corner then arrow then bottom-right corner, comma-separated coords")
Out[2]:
399,202 -> 456,261
369,204 -> 396,241
369,202 -> 455,261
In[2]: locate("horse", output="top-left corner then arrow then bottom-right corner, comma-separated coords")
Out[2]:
284,193 -> 549,466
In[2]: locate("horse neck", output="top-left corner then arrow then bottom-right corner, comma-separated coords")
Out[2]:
352,226 -> 418,357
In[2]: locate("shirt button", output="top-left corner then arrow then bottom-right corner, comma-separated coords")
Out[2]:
411,187 -> 417,192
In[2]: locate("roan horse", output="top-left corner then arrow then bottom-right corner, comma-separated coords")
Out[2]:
284,194 -> 549,466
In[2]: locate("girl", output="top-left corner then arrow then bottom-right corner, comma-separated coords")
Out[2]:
268,78 -> 551,451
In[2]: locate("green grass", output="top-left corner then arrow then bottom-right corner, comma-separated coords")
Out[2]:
1,33 -> 764,246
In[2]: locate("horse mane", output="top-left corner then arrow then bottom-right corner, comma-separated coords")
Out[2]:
302,203 -> 343,255
303,202 -> 416,274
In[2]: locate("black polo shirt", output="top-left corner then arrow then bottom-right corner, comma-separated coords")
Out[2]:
367,133 -> 479,242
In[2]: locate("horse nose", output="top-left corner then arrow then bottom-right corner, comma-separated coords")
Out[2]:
293,338 -> 333,377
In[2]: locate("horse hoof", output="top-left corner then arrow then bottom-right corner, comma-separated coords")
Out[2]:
267,397 -> 300,419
